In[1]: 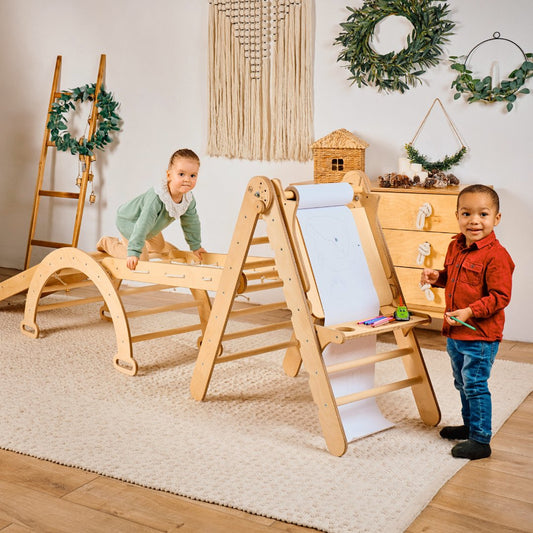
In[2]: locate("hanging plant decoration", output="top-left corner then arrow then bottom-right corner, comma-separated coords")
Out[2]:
450,32 -> 533,112
406,97 -> 467,172
405,143 -> 466,172
47,83 -> 121,156
335,0 -> 455,93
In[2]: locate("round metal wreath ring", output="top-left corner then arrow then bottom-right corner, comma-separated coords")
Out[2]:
335,0 -> 455,93
47,83 -> 121,156
450,32 -> 533,113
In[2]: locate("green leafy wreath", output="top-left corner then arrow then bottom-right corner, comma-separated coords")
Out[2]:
450,33 -> 533,112
335,0 -> 455,93
405,143 -> 467,172
47,83 -> 121,156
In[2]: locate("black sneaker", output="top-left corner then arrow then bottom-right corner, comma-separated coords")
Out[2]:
439,425 -> 469,440
451,439 -> 491,460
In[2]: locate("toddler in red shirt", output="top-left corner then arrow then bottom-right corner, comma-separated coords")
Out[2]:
421,184 -> 514,460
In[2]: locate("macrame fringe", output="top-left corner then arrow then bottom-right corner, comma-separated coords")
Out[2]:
208,0 -> 314,162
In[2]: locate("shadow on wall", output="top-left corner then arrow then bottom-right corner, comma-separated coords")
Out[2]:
0,33 -> 48,266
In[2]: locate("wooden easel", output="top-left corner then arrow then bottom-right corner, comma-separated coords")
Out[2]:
189,172 -> 441,456
24,55 -> 106,269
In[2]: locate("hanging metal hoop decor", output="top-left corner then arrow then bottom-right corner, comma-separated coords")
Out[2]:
449,32 -> 533,112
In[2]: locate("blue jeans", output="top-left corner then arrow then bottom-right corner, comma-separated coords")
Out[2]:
446,338 -> 500,444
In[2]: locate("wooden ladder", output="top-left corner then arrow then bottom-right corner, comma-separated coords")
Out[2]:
24,55 -> 106,269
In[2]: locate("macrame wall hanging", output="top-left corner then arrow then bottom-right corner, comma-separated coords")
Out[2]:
208,0 -> 314,162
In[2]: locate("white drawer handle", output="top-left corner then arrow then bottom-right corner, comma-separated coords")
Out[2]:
416,202 -> 432,230
419,282 -> 435,301
416,241 -> 431,265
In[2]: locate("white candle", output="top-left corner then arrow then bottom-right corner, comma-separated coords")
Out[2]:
411,163 -> 422,173
398,157 -> 411,174
418,171 -> 428,183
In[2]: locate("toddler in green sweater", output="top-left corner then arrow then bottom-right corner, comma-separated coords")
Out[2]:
97,148 -> 206,270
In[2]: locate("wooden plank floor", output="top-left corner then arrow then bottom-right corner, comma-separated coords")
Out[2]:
0,267 -> 532,532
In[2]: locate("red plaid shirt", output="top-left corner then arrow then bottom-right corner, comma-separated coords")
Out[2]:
433,231 -> 514,341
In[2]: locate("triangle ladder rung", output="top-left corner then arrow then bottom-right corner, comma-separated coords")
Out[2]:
335,377 -> 423,407
325,347 -> 413,375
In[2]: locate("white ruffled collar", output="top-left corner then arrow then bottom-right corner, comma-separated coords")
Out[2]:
155,176 -> 192,219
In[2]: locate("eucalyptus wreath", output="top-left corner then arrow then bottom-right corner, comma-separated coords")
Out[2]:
335,0 -> 455,93
450,53 -> 533,112
47,83 -> 121,156
405,143 -> 466,172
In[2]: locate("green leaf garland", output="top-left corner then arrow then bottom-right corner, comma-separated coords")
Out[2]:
47,83 -> 121,156
405,143 -> 467,172
335,0 -> 455,93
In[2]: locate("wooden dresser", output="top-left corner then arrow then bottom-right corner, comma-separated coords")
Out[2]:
370,184 -> 463,318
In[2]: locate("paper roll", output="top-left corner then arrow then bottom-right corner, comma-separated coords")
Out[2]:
290,182 -> 353,209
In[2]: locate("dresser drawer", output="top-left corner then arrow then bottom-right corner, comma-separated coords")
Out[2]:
395,266 -> 445,314
376,191 -> 459,232
383,229 -> 452,269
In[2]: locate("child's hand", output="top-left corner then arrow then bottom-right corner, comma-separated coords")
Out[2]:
126,256 -> 139,270
421,268 -> 439,285
193,247 -> 207,261
445,307 -> 473,327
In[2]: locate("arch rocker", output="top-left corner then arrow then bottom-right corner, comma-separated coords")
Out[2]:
20,247 -> 137,375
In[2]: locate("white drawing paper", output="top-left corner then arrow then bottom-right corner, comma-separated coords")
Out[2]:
293,183 -> 394,441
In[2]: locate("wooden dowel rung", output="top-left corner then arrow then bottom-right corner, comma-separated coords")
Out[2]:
326,347 -> 412,374
229,301 -> 287,318
131,322 -> 203,343
31,239 -> 71,249
242,280 -> 284,293
42,279 -> 93,292
125,301 -> 198,318
215,340 -> 298,363
336,377 -> 423,406
244,270 -> 279,281
222,320 -> 292,341
117,284 -> 174,295
39,190 -> 80,199
251,236 -> 269,245
243,258 -> 276,269
37,294 -> 104,311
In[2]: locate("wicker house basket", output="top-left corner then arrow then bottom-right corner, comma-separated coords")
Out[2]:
312,129 -> 369,183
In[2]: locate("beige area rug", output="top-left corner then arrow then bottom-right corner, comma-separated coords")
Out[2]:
1,297 -> 532,533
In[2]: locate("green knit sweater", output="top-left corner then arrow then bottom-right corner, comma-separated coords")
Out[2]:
116,187 -> 201,258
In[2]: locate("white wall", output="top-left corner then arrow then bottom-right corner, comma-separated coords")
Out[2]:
0,0 -> 531,341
